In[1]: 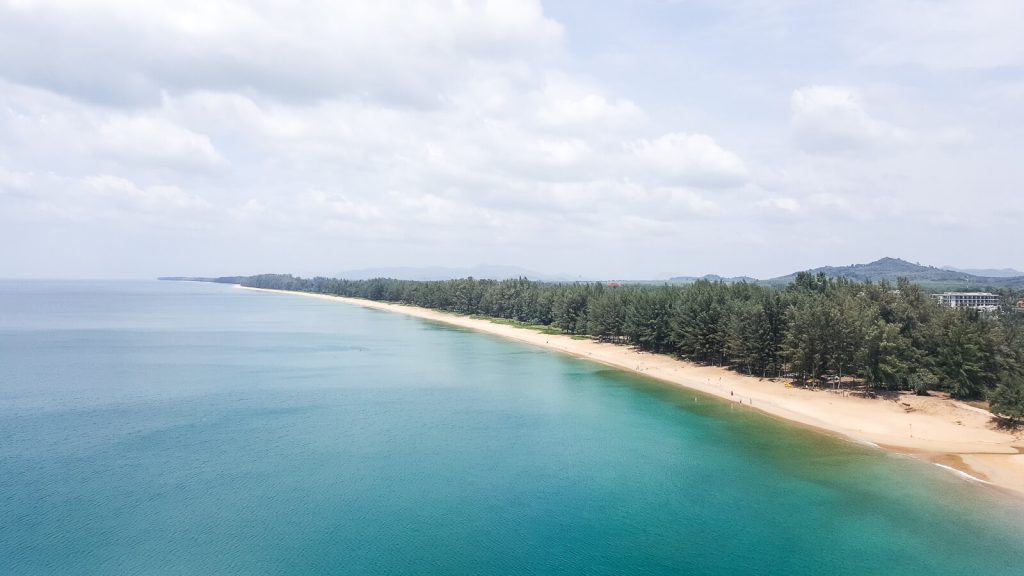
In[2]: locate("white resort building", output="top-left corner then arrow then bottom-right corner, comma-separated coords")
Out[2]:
933,292 -> 1000,310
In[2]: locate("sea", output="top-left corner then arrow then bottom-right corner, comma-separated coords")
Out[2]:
1,280 -> 1023,575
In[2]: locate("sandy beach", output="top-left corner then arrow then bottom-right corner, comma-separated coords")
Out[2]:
242,286 -> 1024,497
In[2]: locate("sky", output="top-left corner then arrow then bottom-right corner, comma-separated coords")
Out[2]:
1,0 -> 1022,280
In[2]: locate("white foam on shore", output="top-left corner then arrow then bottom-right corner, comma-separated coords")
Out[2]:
934,463 -> 990,484
852,439 -> 880,449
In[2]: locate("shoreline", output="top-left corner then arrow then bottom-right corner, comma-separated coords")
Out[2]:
239,285 -> 1024,497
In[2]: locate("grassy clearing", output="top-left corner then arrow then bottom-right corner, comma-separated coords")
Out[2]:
470,315 -> 564,335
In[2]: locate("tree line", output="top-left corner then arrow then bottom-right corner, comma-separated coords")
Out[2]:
223,273 -> 1024,420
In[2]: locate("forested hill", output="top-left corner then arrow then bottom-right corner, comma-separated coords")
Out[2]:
193,272 -> 1024,420
668,258 -> 1024,289
765,257 -> 1024,289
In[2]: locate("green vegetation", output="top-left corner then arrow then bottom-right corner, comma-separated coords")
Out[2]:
990,376 -> 1024,424
472,316 -> 563,335
216,272 -> 1024,416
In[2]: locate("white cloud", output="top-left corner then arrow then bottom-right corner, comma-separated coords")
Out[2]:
757,197 -> 801,214
628,133 -> 748,188
0,165 -> 32,191
659,187 -> 720,217
535,75 -> 644,130
0,169 -> 210,224
1,1 -> 1022,278
0,81 -> 224,173
305,190 -> 383,223
0,0 -> 564,106
81,175 -> 211,213
790,86 -> 907,153
96,116 -> 223,168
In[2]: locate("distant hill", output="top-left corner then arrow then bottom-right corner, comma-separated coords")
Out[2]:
669,274 -> 757,283
158,276 -> 244,284
941,266 -> 1024,278
663,257 -> 1024,290
766,257 -> 1024,290
332,265 -> 572,282
768,257 -> 967,283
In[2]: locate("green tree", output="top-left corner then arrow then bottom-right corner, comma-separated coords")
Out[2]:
933,312 -> 999,399
623,288 -> 673,353
863,321 -> 912,389
670,281 -> 727,364
783,295 -> 829,382
989,374 -> 1024,424
587,288 -> 626,340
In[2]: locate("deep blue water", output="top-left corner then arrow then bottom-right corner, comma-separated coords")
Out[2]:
1,280 -> 1023,575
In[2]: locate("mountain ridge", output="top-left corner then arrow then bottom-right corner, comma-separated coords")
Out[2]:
941,265 -> 1024,278
331,265 -> 578,282
665,257 -> 1024,289
163,258 -> 1024,290
769,257 -> 969,283
702,257 -> 1024,289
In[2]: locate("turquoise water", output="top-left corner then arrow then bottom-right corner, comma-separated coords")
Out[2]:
2,281 -> 1023,575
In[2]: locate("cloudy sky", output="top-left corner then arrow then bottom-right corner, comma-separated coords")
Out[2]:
1,0 -> 1022,279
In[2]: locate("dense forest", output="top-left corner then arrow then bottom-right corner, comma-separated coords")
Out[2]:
220,273 -> 1024,420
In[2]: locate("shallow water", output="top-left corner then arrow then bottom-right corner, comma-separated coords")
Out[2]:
2,280 -> 1022,575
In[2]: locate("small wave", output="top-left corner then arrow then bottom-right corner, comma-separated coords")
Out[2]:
851,439 -> 879,449
933,463 -> 989,484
